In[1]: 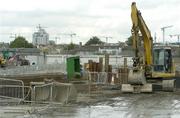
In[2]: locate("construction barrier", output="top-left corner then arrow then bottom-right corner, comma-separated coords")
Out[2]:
0,78 -> 77,105
0,78 -> 33,106
0,78 -> 24,99
31,82 -> 77,104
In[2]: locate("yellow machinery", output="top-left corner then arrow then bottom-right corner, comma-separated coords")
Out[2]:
0,56 -> 6,67
122,2 -> 176,93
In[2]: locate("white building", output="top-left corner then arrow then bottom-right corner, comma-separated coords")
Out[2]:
98,44 -> 122,55
32,25 -> 49,46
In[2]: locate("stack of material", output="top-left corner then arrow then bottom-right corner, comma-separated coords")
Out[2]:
88,60 -> 101,72
85,55 -> 113,84
113,58 -> 129,85
118,68 -> 129,84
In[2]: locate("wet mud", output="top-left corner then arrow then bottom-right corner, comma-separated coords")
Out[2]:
1,90 -> 180,118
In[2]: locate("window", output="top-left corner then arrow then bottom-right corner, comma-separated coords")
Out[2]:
153,49 -> 165,72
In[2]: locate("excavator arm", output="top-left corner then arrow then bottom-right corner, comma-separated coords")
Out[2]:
122,2 -> 154,93
131,2 -> 153,67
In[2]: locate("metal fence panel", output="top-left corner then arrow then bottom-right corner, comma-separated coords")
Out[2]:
31,82 -> 77,104
0,78 -> 24,99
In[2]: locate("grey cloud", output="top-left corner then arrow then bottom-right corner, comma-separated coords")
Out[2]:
0,0 -> 180,43
0,10 -> 109,28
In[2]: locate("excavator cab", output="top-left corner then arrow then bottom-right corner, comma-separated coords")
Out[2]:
153,47 -> 173,73
152,47 -> 175,79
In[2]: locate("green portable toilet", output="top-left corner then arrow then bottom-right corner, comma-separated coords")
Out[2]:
66,56 -> 80,79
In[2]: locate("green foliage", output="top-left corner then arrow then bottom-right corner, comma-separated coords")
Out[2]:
10,36 -> 33,48
85,36 -> 104,46
126,36 -> 133,46
68,43 -> 75,50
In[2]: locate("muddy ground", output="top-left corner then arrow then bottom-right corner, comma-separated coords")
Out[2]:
1,90 -> 180,118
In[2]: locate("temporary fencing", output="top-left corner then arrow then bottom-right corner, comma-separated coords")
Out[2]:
0,78 -> 76,106
31,82 -> 77,104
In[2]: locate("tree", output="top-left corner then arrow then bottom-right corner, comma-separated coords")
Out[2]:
125,36 -> 133,46
85,36 -> 104,46
67,43 -> 75,50
10,36 -> 33,48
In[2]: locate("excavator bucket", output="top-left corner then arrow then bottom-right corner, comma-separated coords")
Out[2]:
128,69 -> 146,84
121,69 -> 152,93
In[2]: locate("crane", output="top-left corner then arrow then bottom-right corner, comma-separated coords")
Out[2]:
55,36 -> 60,44
122,2 -> 176,93
161,25 -> 173,44
58,33 -> 76,43
9,33 -> 17,39
36,24 -> 47,30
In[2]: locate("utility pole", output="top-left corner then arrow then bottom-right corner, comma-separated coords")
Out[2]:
169,34 -> 180,46
161,25 -> 173,44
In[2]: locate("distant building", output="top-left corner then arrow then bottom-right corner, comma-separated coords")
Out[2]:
98,46 -> 121,55
32,25 -> 49,46
63,43 -> 123,55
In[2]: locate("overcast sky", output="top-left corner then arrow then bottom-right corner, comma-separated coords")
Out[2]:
0,0 -> 180,44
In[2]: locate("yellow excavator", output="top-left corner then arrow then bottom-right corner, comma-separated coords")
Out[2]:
122,2 -> 176,93
0,56 -> 6,67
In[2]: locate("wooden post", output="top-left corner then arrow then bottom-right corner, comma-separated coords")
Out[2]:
108,65 -> 112,83
96,63 -> 100,72
88,60 -> 93,72
105,54 -> 109,72
99,57 -> 103,72
124,58 -> 128,84
93,62 -> 96,72
124,57 -> 127,68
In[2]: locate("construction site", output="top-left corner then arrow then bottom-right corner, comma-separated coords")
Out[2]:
0,1 -> 180,118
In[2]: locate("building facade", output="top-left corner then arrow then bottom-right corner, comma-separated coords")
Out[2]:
32,25 -> 49,46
